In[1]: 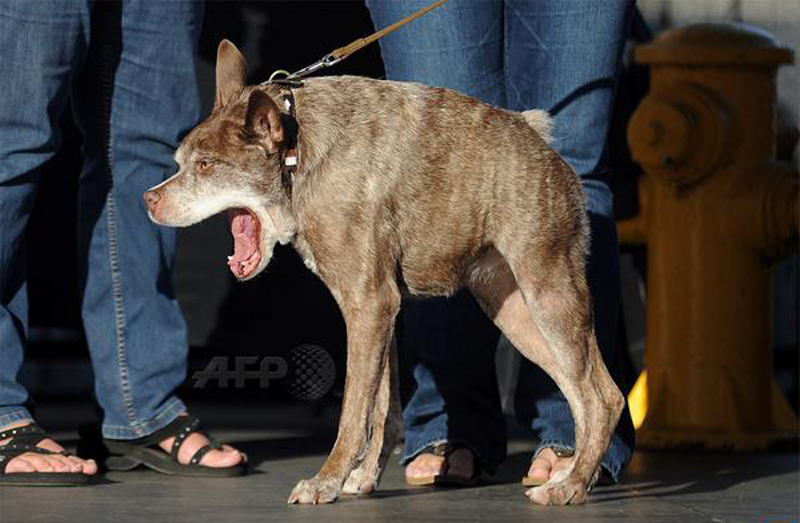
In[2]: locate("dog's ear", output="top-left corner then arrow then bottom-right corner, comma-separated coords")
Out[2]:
245,90 -> 284,153
215,39 -> 247,109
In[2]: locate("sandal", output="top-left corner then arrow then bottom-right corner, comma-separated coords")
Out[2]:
405,442 -> 481,487
85,415 -> 246,478
521,447 -> 604,488
0,424 -> 92,487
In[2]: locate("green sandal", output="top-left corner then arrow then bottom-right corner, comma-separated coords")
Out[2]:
92,415 -> 246,478
0,424 -> 92,487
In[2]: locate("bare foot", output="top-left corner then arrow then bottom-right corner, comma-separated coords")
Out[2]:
157,415 -> 245,468
525,448 -> 570,484
405,447 -> 474,482
0,421 -> 98,475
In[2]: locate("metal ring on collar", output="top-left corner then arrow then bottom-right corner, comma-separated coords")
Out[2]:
268,69 -> 292,83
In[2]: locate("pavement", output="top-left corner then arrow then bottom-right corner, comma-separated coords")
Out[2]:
0,401 -> 797,523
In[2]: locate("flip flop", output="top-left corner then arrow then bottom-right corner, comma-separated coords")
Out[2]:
405,442 -> 481,487
521,448 -> 605,488
521,475 -> 547,487
521,447 -> 574,487
0,424 -> 92,487
84,415 -> 246,478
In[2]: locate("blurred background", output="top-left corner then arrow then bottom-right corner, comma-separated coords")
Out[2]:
19,0 -> 798,430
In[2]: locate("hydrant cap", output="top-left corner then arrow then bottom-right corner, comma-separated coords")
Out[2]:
635,23 -> 793,66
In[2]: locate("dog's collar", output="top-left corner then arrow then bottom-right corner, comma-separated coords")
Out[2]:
277,85 -> 299,190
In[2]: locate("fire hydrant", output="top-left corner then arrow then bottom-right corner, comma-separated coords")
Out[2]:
619,23 -> 798,449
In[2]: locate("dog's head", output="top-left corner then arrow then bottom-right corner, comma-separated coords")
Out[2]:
145,40 -> 295,281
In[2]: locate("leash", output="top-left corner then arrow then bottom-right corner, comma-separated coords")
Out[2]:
266,0 -> 449,83
267,0 -> 449,188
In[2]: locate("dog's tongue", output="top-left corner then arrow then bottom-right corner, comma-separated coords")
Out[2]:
228,209 -> 257,270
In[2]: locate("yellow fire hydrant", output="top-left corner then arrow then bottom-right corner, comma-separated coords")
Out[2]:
619,23 -> 798,449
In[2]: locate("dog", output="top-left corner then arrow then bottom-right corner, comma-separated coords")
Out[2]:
144,40 -> 624,506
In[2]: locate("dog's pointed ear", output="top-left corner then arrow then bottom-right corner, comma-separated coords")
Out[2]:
215,39 -> 247,109
245,90 -> 285,153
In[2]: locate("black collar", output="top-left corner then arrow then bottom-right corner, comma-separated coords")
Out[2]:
275,84 -> 300,191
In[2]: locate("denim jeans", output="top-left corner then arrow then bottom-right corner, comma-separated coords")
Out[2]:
0,0 -> 203,439
367,0 -> 636,480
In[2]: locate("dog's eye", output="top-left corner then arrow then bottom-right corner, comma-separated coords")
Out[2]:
198,160 -> 210,170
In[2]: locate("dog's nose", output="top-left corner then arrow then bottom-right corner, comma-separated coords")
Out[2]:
144,189 -> 161,208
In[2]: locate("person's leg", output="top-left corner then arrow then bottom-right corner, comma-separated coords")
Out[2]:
0,0 -> 97,477
400,294 -> 507,476
368,0 -> 506,107
71,0 -> 241,467
366,0 -> 508,477
503,0 -> 636,482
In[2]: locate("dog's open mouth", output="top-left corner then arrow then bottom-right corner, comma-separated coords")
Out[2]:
227,208 -> 262,279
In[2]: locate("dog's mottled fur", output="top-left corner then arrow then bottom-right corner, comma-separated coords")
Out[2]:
145,41 -> 624,506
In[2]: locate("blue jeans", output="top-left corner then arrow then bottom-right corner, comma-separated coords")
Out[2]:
367,0 -> 636,480
0,0 -> 203,439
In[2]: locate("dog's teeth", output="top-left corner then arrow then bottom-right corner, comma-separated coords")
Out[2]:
227,255 -> 233,263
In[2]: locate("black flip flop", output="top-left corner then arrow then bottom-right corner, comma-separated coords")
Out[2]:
405,442 -> 481,487
95,415 -> 246,478
0,424 -> 92,487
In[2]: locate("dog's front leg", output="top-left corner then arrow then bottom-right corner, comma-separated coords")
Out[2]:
288,284 -> 401,505
342,339 -> 402,496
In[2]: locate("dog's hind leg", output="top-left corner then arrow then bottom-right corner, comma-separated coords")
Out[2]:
468,248 -> 624,506
288,278 -> 401,504
342,337 -> 403,496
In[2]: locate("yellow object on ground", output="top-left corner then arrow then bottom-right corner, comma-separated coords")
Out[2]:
628,371 -> 648,430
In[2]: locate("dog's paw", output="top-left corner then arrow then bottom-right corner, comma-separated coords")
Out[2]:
342,465 -> 378,496
288,476 -> 342,505
525,477 -> 588,506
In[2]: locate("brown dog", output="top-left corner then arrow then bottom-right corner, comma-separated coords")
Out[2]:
144,40 -> 624,506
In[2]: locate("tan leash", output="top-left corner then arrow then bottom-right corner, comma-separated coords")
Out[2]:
268,0 -> 449,186
268,0 -> 449,82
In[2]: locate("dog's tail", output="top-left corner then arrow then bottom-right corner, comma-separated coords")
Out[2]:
521,109 -> 554,145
